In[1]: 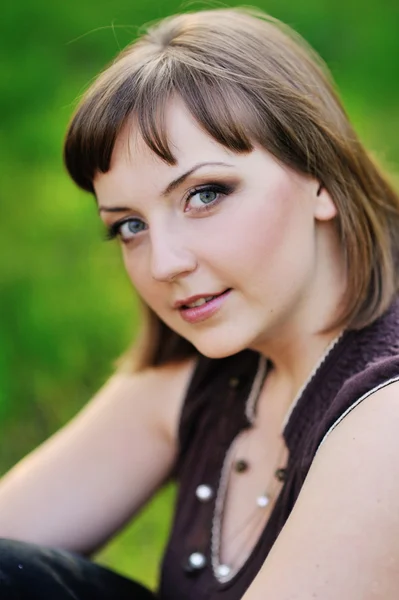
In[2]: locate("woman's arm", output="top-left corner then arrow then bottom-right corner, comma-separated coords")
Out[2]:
0,358 -> 195,555
243,380 -> 399,599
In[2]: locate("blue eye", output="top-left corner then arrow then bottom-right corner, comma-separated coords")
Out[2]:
105,218 -> 147,242
120,219 -> 146,238
104,181 -> 236,243
185,184 -> 233,212
189,189 -> 218,208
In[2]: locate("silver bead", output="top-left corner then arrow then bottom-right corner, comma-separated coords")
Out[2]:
216,564 -> 231,579
196,484 -> 213,502
188,552 -> 206,569
256,494 -> 270,508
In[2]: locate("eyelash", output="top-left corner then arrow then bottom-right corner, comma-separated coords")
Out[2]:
104,182 -> 235,243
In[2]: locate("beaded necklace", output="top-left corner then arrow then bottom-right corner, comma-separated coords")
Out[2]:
187,333 -> 344,582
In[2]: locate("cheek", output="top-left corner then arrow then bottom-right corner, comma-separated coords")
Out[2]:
121,247 -> 155,303
218,184 -> 314,285
225,194 -> 295,269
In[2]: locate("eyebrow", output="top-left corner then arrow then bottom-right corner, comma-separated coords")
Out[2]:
98,161 -> 234,213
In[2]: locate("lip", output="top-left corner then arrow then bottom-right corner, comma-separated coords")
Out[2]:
177,289 -> 232,324
173,290 -> 230,309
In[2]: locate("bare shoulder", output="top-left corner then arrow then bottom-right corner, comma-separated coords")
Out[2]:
243,380 -> 399,600
101,356 -> 198,444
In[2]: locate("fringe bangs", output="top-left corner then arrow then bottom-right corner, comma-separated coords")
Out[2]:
64,53 -> 262,193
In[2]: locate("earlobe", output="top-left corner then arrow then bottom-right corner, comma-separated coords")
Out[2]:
314,184 -> 337,221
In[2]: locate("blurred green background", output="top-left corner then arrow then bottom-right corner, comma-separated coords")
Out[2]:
1,0 -> 398,590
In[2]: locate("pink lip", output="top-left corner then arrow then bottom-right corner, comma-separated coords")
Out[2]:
173,290 -> 229,309
178,289 -> 232,324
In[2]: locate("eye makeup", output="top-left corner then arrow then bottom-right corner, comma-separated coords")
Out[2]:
183,182 -> 237,213
103,177 -> 239,242
104,217 -> 147,242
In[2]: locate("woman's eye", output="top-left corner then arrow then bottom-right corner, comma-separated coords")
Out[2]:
105,183 -> 234,242
186,186 -> 222,211
105,218 -> 147,243
119,219 -> 146,240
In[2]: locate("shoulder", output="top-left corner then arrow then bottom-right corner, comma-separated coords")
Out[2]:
244,378 -> 399,599
313,375 -> 399,485
306,377 -> 399,575
93,357 -> 199,452
128,357 -> 199,444
315,353 -> 399,451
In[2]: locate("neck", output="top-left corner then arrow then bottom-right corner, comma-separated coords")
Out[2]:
259,328 -> 343,407
252,225 -> 347,402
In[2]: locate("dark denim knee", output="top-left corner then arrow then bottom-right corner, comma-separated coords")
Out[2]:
0,538 -> 79,598
0,538 -> 35,584
0,536 -> 78,573
0,537 -> 155,599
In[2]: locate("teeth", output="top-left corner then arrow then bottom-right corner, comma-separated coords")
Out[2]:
186,296 -> 214,308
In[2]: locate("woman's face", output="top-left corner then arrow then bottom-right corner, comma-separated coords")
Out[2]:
94,98 -> 338,358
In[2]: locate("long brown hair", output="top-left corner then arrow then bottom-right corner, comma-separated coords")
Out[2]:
63,7 -> 399,371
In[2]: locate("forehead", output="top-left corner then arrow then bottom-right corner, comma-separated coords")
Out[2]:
105,98 -> 235,184
93,97 -> 297,204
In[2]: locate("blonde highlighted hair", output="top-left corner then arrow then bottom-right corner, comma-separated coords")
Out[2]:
64,7 -> 399,370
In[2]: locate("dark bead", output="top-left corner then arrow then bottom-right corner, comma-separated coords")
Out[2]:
275,468 -> 287,482
228,377 -> 240,388
234,459 -> 249,473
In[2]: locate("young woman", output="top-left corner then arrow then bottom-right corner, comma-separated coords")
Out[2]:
1,7 -> 399,599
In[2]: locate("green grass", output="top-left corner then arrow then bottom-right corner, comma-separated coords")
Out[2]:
95,484 -> 176,589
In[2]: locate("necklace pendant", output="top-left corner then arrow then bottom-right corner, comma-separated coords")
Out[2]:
274,468 -> 287,482
234,459 -> 249,473
256,494 -> 270,508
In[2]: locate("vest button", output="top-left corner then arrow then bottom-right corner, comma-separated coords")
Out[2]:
183,552 -> 207,574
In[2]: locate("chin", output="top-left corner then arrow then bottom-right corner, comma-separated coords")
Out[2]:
186,330 -> 252,359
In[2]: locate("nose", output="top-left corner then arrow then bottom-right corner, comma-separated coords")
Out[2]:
150,224 -> 197,283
